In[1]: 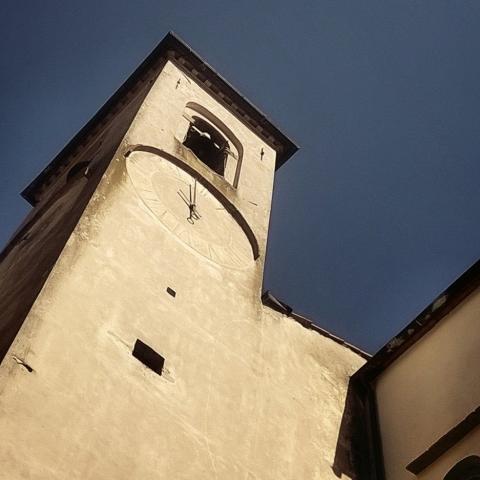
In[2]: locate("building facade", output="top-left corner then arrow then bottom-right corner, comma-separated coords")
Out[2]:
356,260 -> 480,480
0,34 -> 366,480
0,33 -> 478,480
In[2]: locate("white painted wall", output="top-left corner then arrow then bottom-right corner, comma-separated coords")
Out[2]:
375,287 -> 480,480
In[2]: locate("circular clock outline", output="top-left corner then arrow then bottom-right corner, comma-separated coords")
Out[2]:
124,145 -> 259,267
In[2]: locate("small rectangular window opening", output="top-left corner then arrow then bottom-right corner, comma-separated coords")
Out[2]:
166,287 -> 176,298
132,339 -> 165,376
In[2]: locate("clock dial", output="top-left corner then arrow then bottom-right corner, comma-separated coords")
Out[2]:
126,151 -> 254,269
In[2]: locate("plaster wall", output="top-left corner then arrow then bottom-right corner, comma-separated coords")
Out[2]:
0,80 -> 150,362
0,59 -> 364,479
0,149 -> 364,480
125,60 -> 278,266
375,287 -> 480,480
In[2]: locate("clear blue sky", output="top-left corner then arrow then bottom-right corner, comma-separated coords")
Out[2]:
1,1 -> 480,353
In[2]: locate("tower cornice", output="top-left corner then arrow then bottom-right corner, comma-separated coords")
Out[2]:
22,32 -> 298,206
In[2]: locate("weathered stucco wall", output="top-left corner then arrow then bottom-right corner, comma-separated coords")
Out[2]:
125,60 -> 277,268
0,80 -> 151,363
375,287 -> 480,480
0,155 -> 365,479
0,58 -> 364,479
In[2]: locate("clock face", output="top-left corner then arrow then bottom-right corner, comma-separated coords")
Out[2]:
126,151 -> 254,269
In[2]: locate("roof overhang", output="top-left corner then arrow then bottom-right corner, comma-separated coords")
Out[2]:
22,32 -> 298,205
355,257 -> 480,383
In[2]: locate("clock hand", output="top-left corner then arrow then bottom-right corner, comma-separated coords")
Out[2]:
178,188 -> 200,223
192,208 -> 201,220
177,189 -> 191,208
190,203 -> 201,221
190,179 -> 201,221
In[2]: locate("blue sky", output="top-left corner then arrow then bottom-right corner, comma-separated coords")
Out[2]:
1,1 -> 480,353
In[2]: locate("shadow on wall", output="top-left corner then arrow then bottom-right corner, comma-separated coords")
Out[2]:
332,378 -> 372,480
0,148 -> 116,365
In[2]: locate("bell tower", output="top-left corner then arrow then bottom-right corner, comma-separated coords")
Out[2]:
0,33 -> 307,479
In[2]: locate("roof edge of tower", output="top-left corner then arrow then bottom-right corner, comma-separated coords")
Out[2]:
22,32 -> 298,205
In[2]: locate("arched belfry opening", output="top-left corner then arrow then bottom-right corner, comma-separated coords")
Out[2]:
177,103 -> 243,187
444,456 -> 480,480
183,116 -> 228,176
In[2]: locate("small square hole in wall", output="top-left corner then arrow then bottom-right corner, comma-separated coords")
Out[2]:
166,287 -> 176,298
132,339 -> 165,376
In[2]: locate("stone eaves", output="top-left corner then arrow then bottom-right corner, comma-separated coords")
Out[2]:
354,257 -> 480,383
21,32 -> 298,205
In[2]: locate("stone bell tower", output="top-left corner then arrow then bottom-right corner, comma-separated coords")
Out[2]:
0,33 -> 365,480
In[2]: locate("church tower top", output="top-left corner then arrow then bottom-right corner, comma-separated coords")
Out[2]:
22,32 -> 298,205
